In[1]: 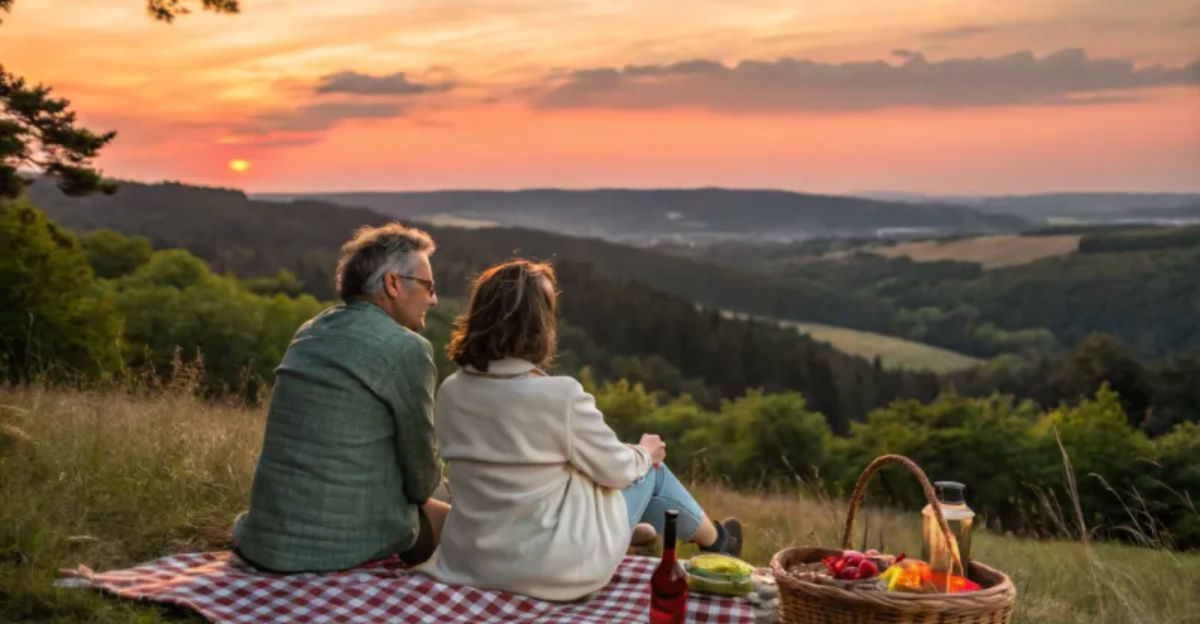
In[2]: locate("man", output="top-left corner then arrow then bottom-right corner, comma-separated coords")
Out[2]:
233,223 -> 449,572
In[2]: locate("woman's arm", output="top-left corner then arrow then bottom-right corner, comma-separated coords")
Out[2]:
566,382 -> 652,489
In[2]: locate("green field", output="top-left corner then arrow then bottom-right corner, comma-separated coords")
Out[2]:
2,383 -> 1196,624
870,234 -> 1081,269
721,311 -> 983,373
784,321 -> 983,373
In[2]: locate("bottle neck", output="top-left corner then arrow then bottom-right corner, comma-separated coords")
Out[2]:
663,515 -> 677,559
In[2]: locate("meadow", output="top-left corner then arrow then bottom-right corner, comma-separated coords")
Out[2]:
2,378 -> 1197,624
778,321 -> 983,374
721,311 -> 982,374
870,234 -> 1081,269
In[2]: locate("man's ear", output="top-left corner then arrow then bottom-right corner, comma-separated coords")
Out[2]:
382,272 -> 400,299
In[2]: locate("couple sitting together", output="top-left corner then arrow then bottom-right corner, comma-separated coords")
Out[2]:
231,223 -> 742,602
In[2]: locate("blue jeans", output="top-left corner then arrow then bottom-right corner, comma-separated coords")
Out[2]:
621,463 -> 705,541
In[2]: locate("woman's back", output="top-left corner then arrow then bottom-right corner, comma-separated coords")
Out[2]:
420,357 -> 648,601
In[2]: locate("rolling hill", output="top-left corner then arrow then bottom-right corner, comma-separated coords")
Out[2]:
254,188 -> 1028,244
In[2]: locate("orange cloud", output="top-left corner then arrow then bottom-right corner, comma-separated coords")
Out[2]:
533,49 -> 1200,111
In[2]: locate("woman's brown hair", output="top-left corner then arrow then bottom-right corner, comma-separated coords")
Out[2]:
446,259 -> 558,372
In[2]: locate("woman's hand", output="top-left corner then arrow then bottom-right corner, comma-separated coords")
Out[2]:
638,434 -> 666,466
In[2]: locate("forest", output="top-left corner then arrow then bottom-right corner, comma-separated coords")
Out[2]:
658,233 -> 1200,360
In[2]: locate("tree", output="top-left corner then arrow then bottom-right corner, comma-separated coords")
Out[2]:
0,0 -> 239,200
1146,422 -> 1200,548
1030,385 -> 1155,538
0,65 -> 117,199
692,390 -> 831,486
0,201 -> 123,382
80,229 -> 154,279
843,394 -> 1043,530
1049,333 -> 1154,429
1144,354 -> 1200,436
112,248 -> 324,397
143,0 -> 240,22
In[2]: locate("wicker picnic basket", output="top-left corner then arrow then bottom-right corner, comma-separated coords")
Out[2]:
769,454 -> 1016,624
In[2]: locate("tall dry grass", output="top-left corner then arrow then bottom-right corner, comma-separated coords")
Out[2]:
1,379 -> 1197,623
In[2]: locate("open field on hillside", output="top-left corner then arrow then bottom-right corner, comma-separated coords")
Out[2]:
4,384 -> 1196,623
871,234 -> 1081,268
782,321 -> 983,373
412,213 -> 501,229
722,311 -> 982,373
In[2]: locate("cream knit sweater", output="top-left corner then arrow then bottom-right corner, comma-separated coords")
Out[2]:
416,358 -> 652,601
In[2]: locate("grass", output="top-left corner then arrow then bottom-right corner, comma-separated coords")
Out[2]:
412,213 -> 501,229
871,234 -> 1081,269
721,310 -> 982,373
778,320 -> 983,374
2,383 -> 1198,624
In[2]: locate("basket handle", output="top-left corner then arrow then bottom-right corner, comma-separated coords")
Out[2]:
840,454 -> 962,576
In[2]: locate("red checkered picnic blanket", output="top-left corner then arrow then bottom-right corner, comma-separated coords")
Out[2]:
57,551 -> 755,623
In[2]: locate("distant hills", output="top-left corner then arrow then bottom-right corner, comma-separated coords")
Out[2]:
856,191 -> 1200,224
253,188 -> 1027,244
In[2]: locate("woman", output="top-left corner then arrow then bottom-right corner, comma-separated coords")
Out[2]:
418,259 -> 742,602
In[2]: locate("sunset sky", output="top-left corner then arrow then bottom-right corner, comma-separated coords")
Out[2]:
3,0 -> 1198,194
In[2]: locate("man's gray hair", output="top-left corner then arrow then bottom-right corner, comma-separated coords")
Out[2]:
334,223 -> 436,302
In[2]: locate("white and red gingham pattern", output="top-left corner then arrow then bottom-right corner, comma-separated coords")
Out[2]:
58,551 -> 755,623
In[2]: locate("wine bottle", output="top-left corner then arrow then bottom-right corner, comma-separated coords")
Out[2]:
650,509 -> 688,623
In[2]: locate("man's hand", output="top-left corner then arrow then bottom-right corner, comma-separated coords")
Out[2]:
638,434 -> 666,466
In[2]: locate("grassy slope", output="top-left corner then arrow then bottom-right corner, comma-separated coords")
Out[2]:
782,321 -> 982,374
871,235 -> 1081,269
720,311 -> 982,374
2,385 -> 1197,624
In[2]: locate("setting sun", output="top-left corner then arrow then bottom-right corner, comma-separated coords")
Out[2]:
229,159 -> 251,173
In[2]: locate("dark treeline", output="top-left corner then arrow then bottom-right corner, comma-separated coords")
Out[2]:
1077,224 -> 1200,254
26,180 -> 394,301
944,246 -> 1199,357
551,260 -> 942,433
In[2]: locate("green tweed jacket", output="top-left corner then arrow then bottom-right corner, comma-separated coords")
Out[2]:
232,300 -> 441,572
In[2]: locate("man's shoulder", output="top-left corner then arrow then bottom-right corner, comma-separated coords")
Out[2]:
390,326 -> 435,362
292,304 -> 432,361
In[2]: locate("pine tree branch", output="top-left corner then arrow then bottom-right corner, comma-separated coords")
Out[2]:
1,0 -> 239,200
147,0 -> 240,22
1,0 -> 239,23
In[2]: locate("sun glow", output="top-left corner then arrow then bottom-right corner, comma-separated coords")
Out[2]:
229,159 -> 251,173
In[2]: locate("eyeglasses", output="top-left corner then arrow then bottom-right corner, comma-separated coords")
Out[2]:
391,273 -> 436,295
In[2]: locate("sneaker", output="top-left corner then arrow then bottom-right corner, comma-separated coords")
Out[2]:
700,516 -> 744,559
720,517 -> 743,559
